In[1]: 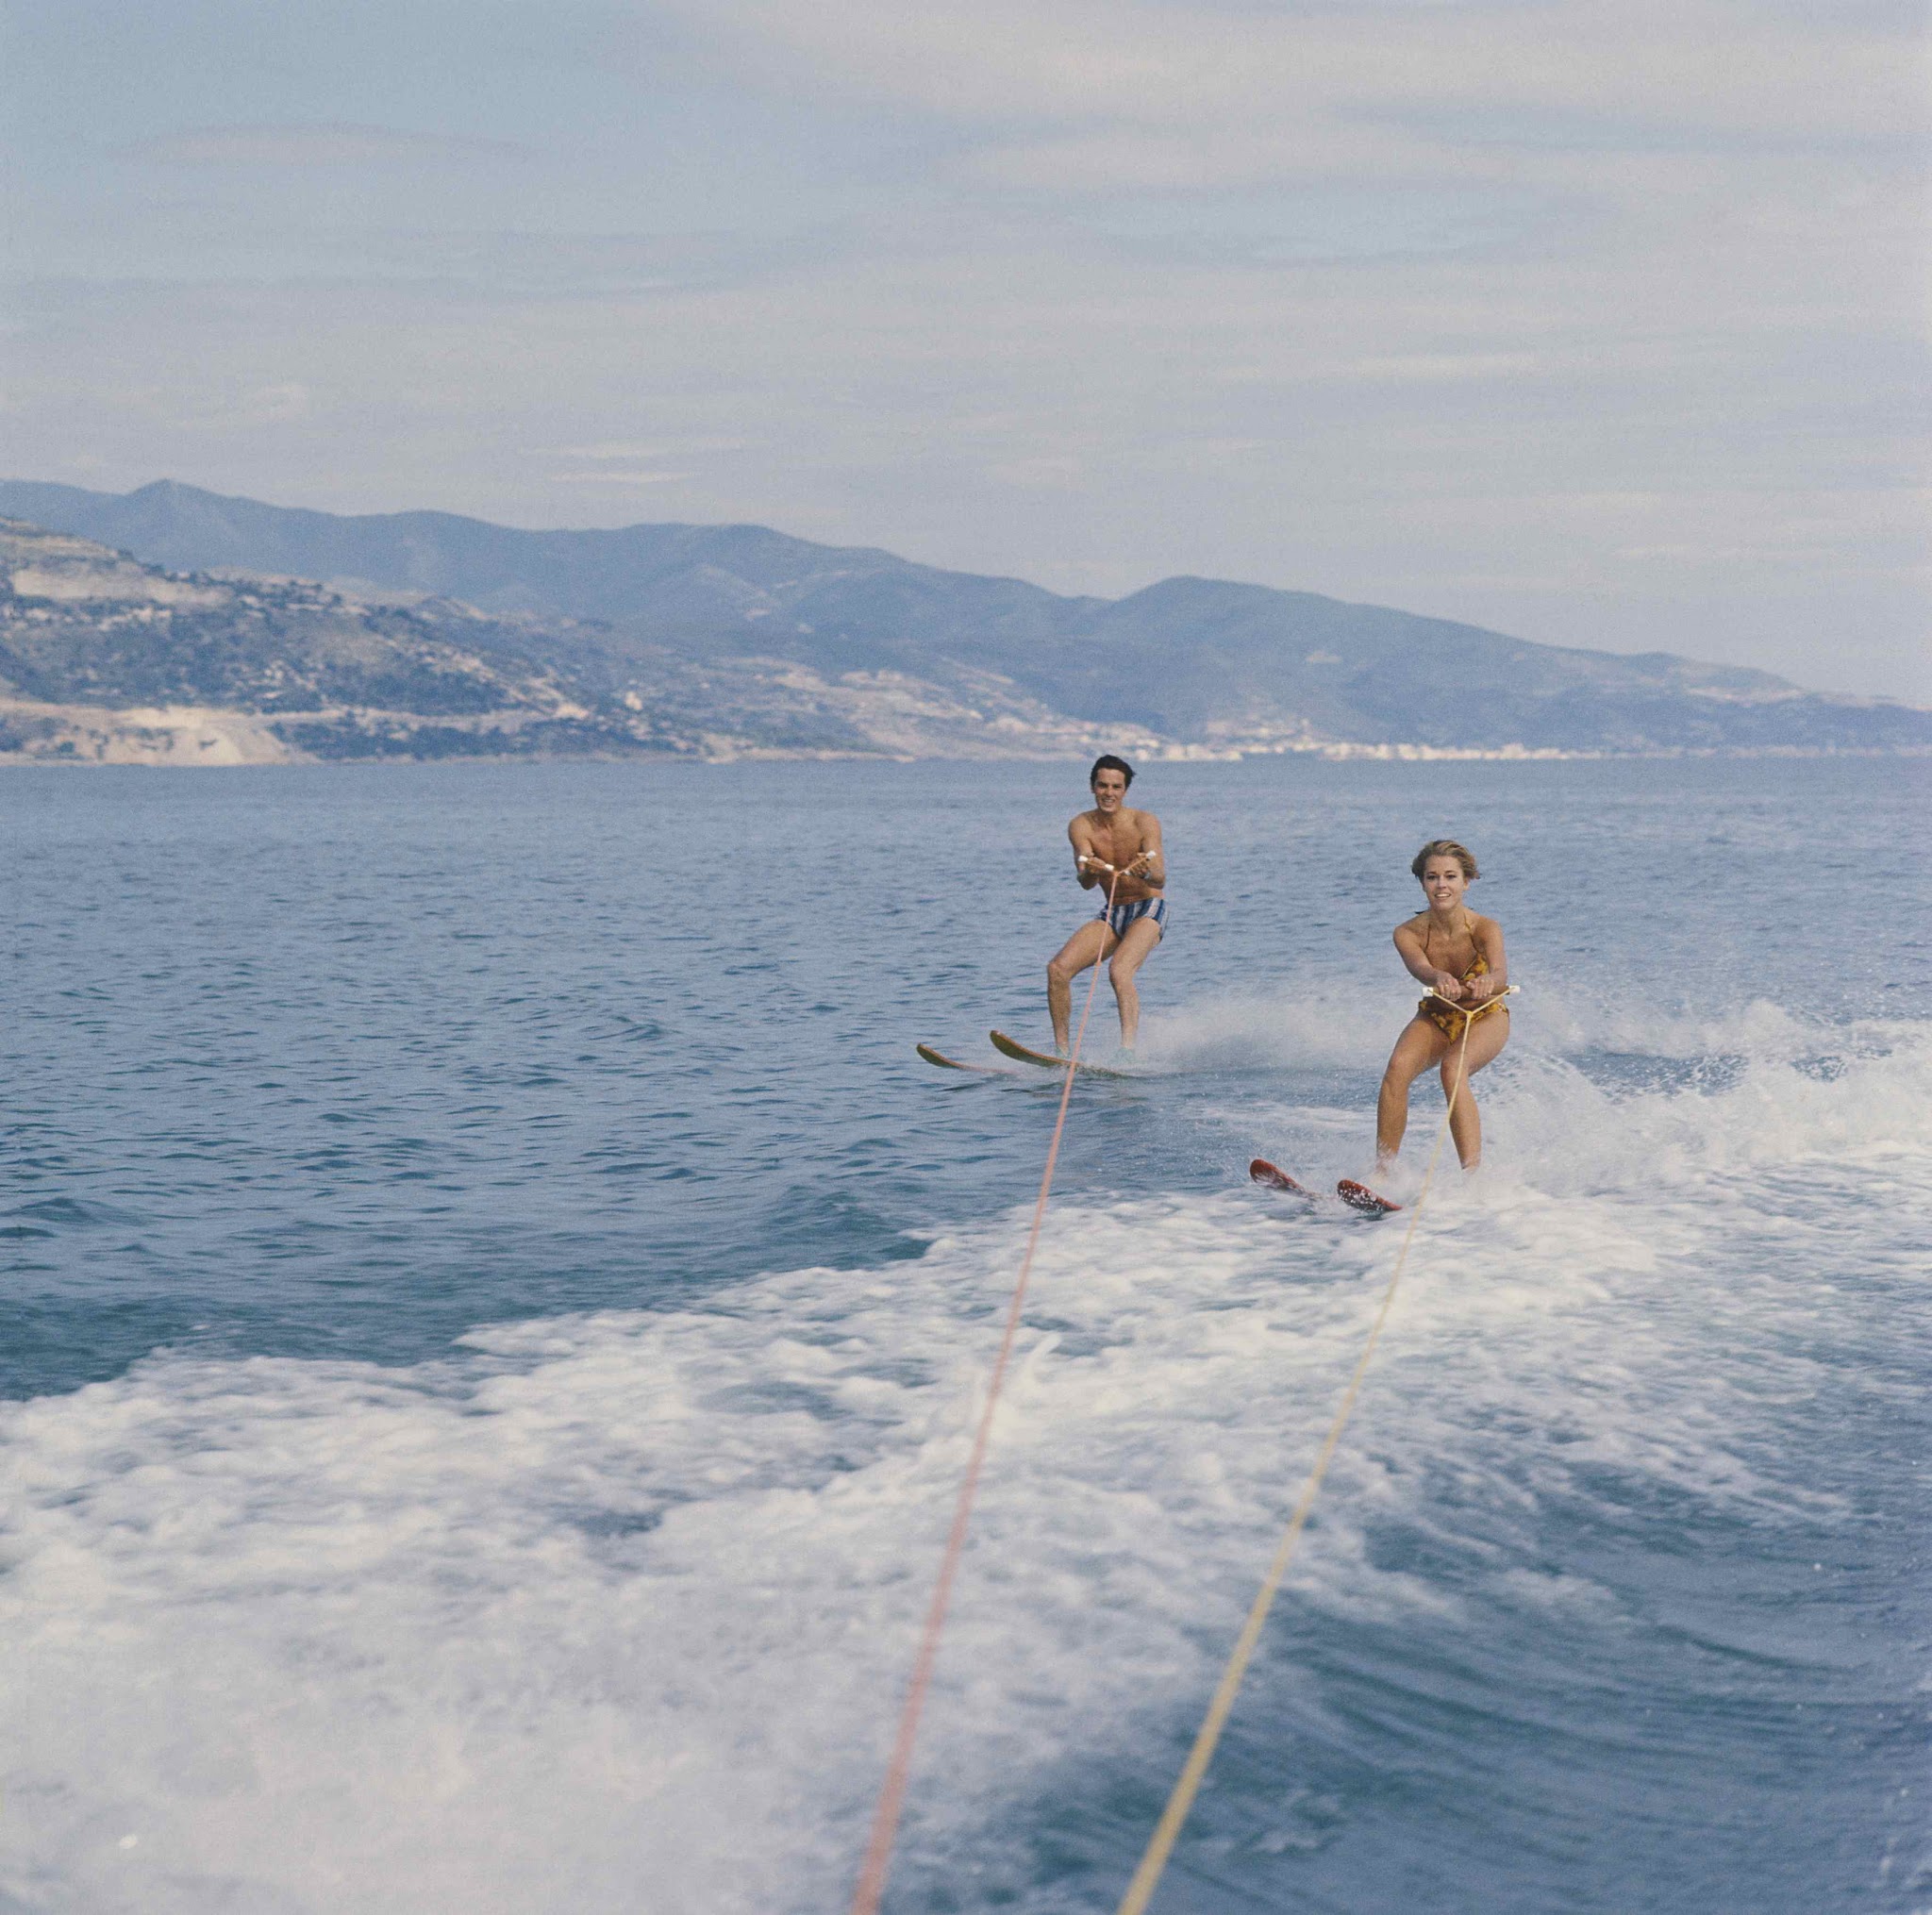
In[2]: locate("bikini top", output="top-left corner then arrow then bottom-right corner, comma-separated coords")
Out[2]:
1420,912 -> 1488,985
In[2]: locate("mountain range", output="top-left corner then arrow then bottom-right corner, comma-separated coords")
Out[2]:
0,477 -> 1924,762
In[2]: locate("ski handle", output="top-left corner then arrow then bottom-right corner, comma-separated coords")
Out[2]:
1422,982 -> 1519,1009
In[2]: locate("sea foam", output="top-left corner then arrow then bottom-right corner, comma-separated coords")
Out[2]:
2,1024 -> 1925,1913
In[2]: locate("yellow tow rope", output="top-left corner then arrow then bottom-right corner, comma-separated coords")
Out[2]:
1115,987 -> 1511,1914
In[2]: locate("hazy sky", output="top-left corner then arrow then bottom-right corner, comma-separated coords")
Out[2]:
3,1 -> 1925,696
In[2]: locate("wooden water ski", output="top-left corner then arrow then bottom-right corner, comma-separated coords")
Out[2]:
989,1029 -> 1136,1079
917,1042 -> 1007,1074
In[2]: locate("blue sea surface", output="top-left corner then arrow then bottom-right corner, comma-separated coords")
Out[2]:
1,755 -> 1926,1913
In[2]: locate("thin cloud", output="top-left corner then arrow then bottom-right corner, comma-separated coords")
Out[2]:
122,124 -> 529,167
1346,352 -> 1549,383
546,471 -> 696,486
660,0 -> 1922,173
532,440 -> 750,459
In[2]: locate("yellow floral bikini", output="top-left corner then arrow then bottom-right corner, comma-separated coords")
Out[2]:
1418,914 -> 1509,1038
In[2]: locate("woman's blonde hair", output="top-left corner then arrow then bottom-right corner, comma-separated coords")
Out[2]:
1411,839 -> 1478,881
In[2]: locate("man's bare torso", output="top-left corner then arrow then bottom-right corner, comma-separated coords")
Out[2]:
1069,806 -> 1164,902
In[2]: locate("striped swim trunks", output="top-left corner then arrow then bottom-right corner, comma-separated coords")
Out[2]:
1095,894 -> 1168,940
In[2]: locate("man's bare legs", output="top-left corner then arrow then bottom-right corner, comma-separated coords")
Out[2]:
1046,922 -> 1117,1054
1049,915 -> 1164,1052
1104,915 -> 1163,1049
1375,1013 -> 1510,1170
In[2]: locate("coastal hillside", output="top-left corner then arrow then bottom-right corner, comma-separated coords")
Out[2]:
2,479 -> 1926,758
0,522 -> 670,762
0,522 -> 1132,763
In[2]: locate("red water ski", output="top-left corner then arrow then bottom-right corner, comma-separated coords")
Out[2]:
1249,1158 -> 1316,1198
1336,1178 -> 1402,1216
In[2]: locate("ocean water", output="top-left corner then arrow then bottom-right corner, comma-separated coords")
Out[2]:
1,754 -> 1926,1915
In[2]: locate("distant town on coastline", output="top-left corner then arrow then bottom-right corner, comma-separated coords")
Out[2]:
1,478 -> 1924,766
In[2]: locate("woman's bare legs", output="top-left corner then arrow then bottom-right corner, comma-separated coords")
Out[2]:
1377,1013 -> 1510,1171
1439,1013 -> 1511,1169
1376,1018 -> 1448,1166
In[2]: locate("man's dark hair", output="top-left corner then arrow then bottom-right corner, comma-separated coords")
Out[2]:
1090,754 -> 1136,789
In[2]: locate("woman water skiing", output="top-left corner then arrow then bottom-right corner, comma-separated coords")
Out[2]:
1249,837 -> 1511,1210
1375,838 -> 1509,1174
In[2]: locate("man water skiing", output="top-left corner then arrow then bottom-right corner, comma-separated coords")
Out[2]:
1044,755 -> 1167,1054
